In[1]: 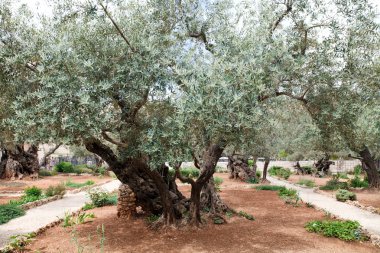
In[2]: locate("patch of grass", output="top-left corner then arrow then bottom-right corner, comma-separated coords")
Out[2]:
238,211 -> 255,221
254,185 -> 286,191
62,212 -> 95,227
38,169 -> 54,177
336,189 -> 357,202
225,211 -> 233,219
0,204 -> 25,224
82,203 -> 95,211
305,220 -> 368,241
256,171 -> 262,178
9,195 -> 42,206
297,179 -> 315,188
214,176 -> 223,191
65,180 -> 95,188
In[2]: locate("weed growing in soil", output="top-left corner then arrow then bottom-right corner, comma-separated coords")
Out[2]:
62,212 -> 95,227
305,220 -> 368,241
45,183 -> 66,197
66,180 -> 95,188
214,176 -> 223,191
246,177 -> 259,184
146,214 -> 160,223
254,185 -> 286,191
279,188 -> 301,206
268,166 -> 292,179
83,203 -> 96,211
238,211 -> 255,221
1,233 -> 36,253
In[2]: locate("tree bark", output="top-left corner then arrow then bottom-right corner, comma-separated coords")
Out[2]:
227,154 -> 255,182
0,144 -> 39,180
359,147 -> 380,188
189,143 -> 228,225
261,157 -> 270,182
39,143 -> 62,167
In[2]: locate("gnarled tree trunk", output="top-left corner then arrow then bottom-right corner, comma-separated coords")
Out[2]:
0,144 -> 39,180
227,154 -> 255,182
359,147 -> 380,188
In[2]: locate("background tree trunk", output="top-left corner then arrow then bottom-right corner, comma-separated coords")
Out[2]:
359,147 -> 380,188
0,144 -> 39,180
227,154 -> 255,181
261,157 -> 270,182
39,143 -> 62,167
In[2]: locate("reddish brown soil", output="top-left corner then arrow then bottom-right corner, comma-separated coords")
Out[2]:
0,174 -> 112,192
26,175 -> 378,253
0,195 -> 20,205
355,189 -> 380,210
287,174 -> 330,187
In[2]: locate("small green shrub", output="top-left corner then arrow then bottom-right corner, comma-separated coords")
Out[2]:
305,220 -> 367,241
65,180 -> 95,188
82,203 -> 95,211
303,166 -> 313,175
238,211 -> 255,221
246,177 -> 259,184
214,176 -> 223,191
256,171 -> 262,178
54,162 -> 75,173
88,190 -> 117,207
254,185 -> 286,191
279,188 -> 300,206
248,160 -> 254,166
180,168 -> 200,178
9,195 -> 41,205
45,184 -> 66,197
24,186 -> 42,198
38,169 -> 53,177
354,165 -> 362,176
337,172 -> 349,179
349,176 -> 369,188
319,176 -> 349,191
297,179 -> 315,188
268,166 -> 291,179
0,204 -> 25,224
336,190 -> 357,202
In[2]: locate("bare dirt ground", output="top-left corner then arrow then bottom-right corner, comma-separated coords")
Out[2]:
0,174 -> 112,192
287,174 -> 330,187
26,174 -> 378,253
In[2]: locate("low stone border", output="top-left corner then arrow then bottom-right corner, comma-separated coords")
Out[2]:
313,188 -> 380,215
68,179 -> 114,194
19,195 -> 64,211
0,191 -> 23,194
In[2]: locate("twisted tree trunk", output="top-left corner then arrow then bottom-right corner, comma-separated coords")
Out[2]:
359,147 -> 380,188
0,144 -> 39,180
227,154 -> 255,182
261,157 -> 270,183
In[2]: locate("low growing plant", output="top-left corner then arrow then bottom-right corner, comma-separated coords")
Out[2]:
0,204 -> 25,224
82,203 -> 95,211
254,185 -> 286,191
349,176 -> 369,188
88,190 -> 117,207
305,220 -> 367,241
24,186 -> 42,198
268,166 -> 291,179
214,176 -> 223,191
65,180 -> 95,188
238,211 -> 255,221
45,183 -> 66,197
336,189 -> 357,202
319,176 -> 349,191
54,162 -> 75,173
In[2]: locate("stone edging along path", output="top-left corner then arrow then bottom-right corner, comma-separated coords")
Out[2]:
267,176 -> 380,247
0,180 -> 121,250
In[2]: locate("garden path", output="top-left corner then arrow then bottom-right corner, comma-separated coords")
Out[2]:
0,180 -> 121,248
268,176 -> 380,236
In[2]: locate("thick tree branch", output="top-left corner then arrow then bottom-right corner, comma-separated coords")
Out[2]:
258,90 -> 308,104
175,166 -> 195,186
99,2 -> 136,52
269,0 -> 293,38
84,137 -> 123,169
101,131 -> 128,148
39,143 -> 62,167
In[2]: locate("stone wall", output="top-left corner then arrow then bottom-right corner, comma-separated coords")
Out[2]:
117,184 -> 136,219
